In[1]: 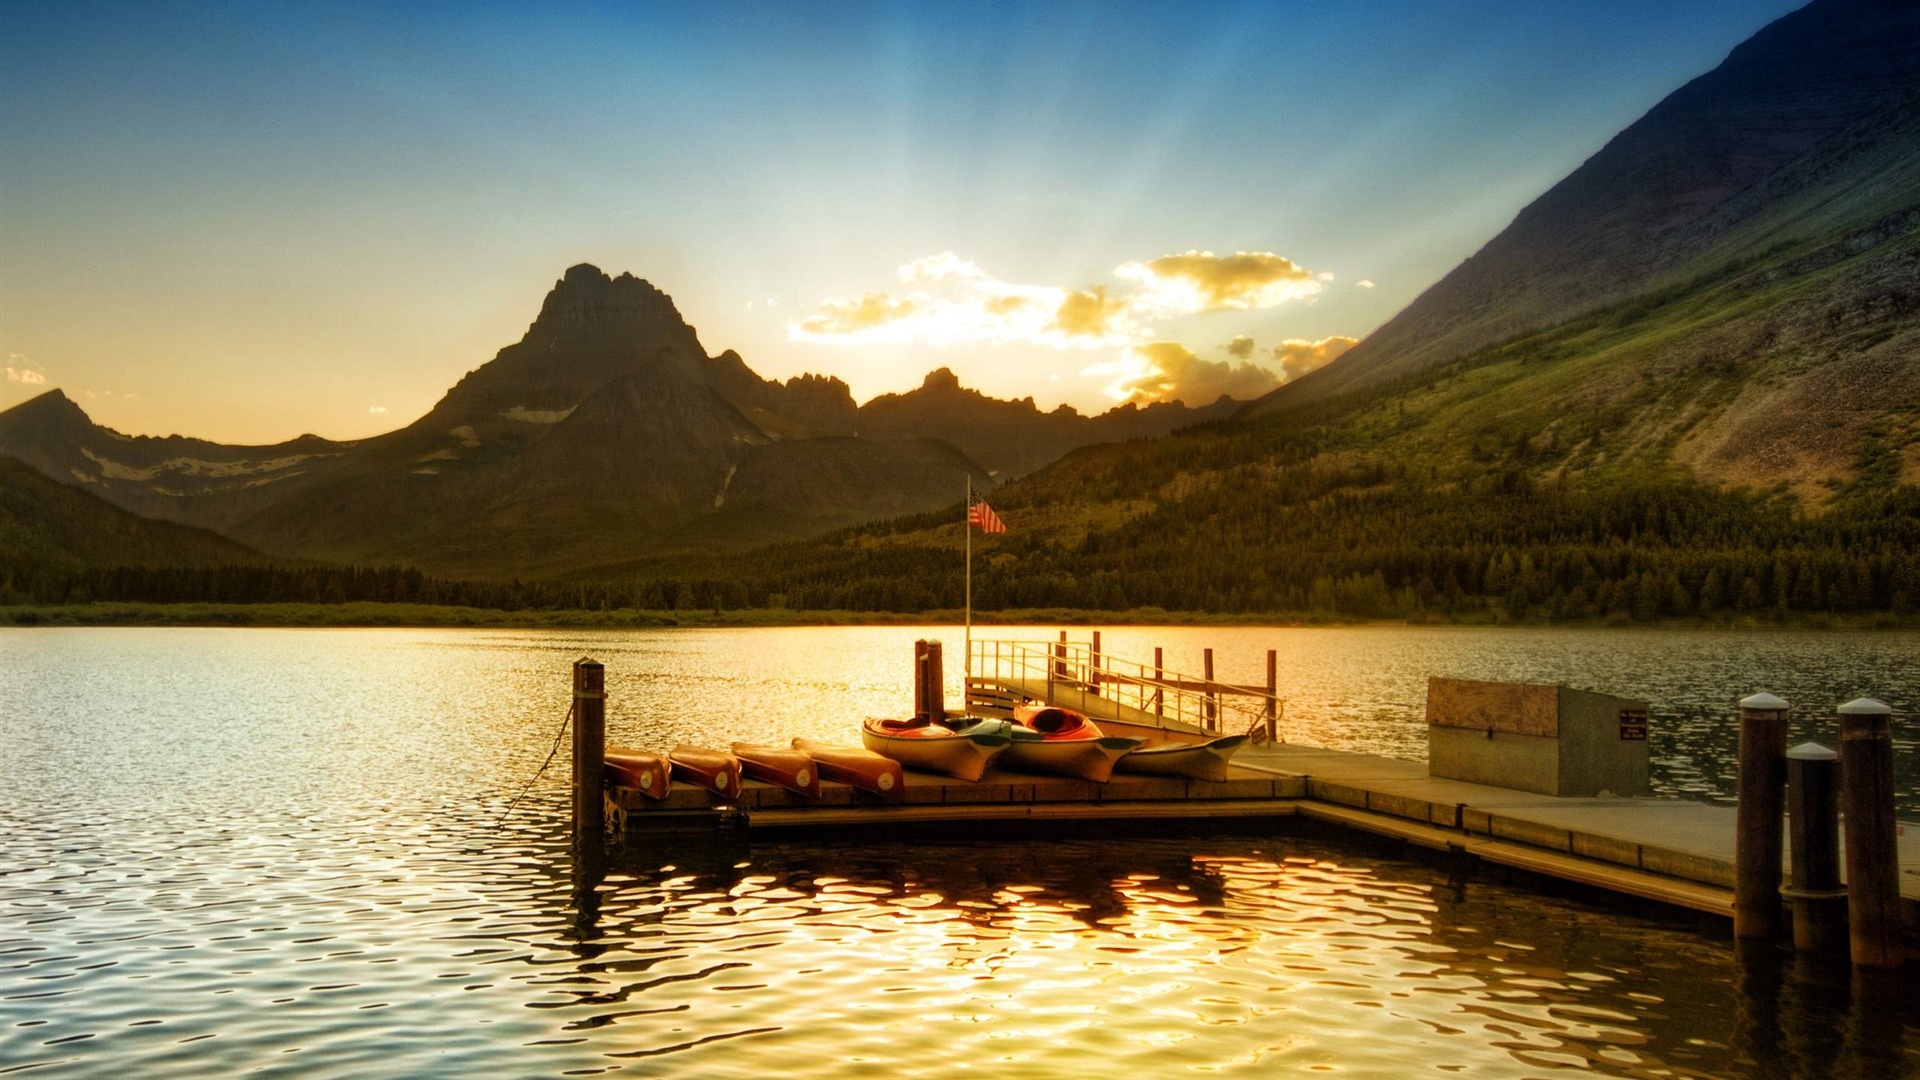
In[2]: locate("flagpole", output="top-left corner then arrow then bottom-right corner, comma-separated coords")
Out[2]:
964,476 -> 972,689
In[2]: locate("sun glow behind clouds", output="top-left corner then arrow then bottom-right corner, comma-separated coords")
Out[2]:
792,250 -> 1350,404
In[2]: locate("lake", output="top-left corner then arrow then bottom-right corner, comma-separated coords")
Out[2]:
2,625 -> 1915,1077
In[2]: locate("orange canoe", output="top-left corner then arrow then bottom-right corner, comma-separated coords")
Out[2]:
669,744 -> 742,799
603,747 -> 670,800
731,742 -> 822,799
792,738 -> 905,801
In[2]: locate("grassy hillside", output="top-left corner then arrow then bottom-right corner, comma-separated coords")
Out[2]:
0,455 -> 278,602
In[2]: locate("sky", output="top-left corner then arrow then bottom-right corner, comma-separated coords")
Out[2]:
0,0 -> 1806,444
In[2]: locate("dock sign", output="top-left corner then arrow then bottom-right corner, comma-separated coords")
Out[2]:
1618,708 -> 1648,741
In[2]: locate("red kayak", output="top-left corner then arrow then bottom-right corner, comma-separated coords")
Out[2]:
603,748 -> 670,800
1004,704 -> 1142,783
860,717 -> 1012,781
792,738 -> 905,801
731,742 -> 822,799
669,744 -> 741,798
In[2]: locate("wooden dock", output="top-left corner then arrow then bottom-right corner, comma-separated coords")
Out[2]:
602,740 -> 1920,942
576,642 -> 1917,959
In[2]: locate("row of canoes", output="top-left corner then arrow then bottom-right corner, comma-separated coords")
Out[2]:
604,704 -> 1247,804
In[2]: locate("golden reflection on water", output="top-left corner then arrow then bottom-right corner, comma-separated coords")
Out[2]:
3,626 -> 1917,1077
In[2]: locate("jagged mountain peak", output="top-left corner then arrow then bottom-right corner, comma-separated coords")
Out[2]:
529,263 -> 685,335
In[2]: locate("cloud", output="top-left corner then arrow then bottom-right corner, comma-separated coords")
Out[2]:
4,365 -> 47,385
1272,335 -> 1359,381
897,251 -> 986,285
1050,287 -> 1127,338
1223,335 -> 1255,360
790,253 -> 1133,349
368,405 -> 389,414
1356,279 -> 1376,289
791,249 -> 1329,362
792,292 -> 919,337
1114,250 -> 1321,316
1084,341 -> 1281,405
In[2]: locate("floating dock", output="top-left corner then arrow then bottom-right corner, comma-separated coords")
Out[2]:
573,641 -> 1919,958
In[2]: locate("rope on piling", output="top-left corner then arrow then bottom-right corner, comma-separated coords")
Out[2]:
498,701 -> 576,826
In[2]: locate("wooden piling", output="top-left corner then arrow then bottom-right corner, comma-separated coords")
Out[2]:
921,638 -> 936,714
1838,698 -> 1902,969
1090,631 -> 1102,695
1203,648 -> 1217,731
1054,630 -> 1068,681
1264,649 -> 1279,742
571,658 -> 606,836
1783,742 -> 1846,955
1734,692 -> 1788,940
1153,647 -> 1164,718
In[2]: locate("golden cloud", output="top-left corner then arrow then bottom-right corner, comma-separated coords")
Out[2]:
1224,335 -> 1255,360
1050,287 -> 1128,338
790,248 -> 1323,351
1084,341 -> 1281,405
1114,250 -> 1321,314
793,292 -> 918,338
897,251 -> 986,285
1272,335 -> 1359,381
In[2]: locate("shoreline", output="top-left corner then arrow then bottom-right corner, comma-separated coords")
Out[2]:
5,601 -> 1916,631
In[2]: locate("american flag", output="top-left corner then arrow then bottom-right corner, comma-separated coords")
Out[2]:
967,490 -> 1006,533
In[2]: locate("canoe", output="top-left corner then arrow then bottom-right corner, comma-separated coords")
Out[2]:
792,738 -> 905,801
730,742 -> 822,799
669,744 -> 742,799
1115,734 -> 1249,782
860,717 -> 1012,781
603,747 -> 669,800
1002,705 -> 1142,783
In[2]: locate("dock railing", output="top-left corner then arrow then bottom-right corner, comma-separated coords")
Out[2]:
967,636 -> 1284,741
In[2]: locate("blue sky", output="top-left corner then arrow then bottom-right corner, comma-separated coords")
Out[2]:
0,1 -> 1804,441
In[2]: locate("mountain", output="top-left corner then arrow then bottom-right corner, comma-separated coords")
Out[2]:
1255,0 -> 1920,414
217,266 -> 994,576
639,0 -> 1920,622
1,455 -> 274,599
0,388 -> 354,531
855,368 -> 1242,480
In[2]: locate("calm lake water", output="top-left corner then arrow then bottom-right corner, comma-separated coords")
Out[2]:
2,625 -> 1915,1077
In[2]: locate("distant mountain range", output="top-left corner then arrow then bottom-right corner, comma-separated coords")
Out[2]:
0,266 -> 1239,578
674,0 -> 1920,620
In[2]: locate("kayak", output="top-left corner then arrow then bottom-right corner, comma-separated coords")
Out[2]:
669,744 -> 742,798
792,738 -> 906,801
731,742 -> 822,799
603,747 -> 669,800
1003,704 -> 1142,783
860,716 -> 1012,781
1115,733 -> 1250,782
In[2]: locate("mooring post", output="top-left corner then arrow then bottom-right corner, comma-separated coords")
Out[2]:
912,639 -> 927,720
1264,649 -> 1279,742
1734,692 -> 1789,940
1838,698 -> 1901,969
921,638 -> 936,714
571,658 -> 606,837
1090,630 -> 1102,695
1783,741 -> 1847,955
1153,647 -> 1164,718
1203,648 -> 1217,732
1055,630 -> 1067,681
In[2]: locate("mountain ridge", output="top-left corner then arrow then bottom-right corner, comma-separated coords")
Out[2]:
1257,0 -> 1920,413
